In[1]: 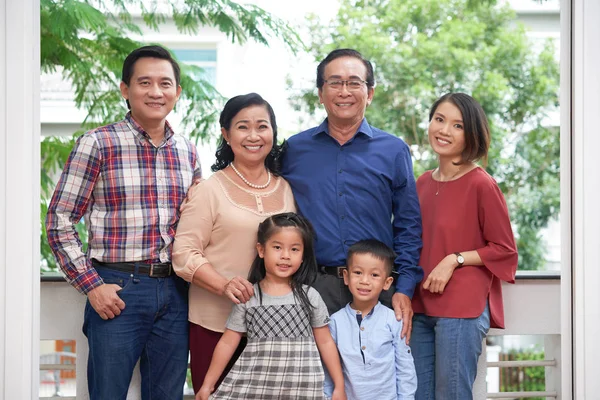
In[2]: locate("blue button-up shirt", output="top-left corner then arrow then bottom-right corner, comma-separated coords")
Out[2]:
281,118 -> 423,296
324,303 -> 417,399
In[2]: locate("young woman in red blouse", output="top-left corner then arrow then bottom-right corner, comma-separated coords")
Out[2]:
410,93 -> 518,400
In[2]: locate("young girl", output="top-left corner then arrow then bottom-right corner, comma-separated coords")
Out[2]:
197,212 -> 346,400
410,93 -> 518,400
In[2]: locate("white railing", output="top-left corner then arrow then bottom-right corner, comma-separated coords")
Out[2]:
41,273 -> 561,399
40,277 -> 196,399
474,273 -> 561,399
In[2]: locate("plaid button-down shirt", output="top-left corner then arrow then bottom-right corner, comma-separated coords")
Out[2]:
46,113 -> 202,294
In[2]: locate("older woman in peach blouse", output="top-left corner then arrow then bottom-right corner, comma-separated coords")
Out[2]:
173,93 -> 295,394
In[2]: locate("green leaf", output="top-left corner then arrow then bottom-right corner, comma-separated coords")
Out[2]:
292,0 -> 560,271
41,0 -> 301,270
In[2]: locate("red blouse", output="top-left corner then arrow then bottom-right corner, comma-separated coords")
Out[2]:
412,168 -> 518,328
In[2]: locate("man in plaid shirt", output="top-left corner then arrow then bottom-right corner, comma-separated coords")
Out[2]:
46,45 -> 201,399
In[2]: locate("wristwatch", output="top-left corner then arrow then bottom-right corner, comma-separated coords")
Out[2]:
455,252 -> 465,268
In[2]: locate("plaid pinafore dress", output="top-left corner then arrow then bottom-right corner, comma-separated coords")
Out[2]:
210,287 -> 328,399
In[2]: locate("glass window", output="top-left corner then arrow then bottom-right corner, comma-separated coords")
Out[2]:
172,48 -> 217,85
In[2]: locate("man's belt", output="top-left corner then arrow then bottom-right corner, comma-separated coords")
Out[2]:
319,265 -> 347,279
93,260 -> 173,278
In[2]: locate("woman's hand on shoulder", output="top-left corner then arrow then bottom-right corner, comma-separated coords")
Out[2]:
422,254 -> 459,294
223,276 -> 254,304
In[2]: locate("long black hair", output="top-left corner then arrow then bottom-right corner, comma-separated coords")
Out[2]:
248,212 -> 318,311
211,93 -> 284,174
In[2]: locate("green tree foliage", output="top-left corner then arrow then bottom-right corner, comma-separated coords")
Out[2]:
41,0 -> 301,270
290,0 -> 559,270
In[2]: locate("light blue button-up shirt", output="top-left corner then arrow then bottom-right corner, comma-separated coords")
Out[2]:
324,302 -> 417,400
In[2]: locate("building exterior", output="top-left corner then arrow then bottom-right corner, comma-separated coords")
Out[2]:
40,0 -> 339,174
2,0 -> 600,399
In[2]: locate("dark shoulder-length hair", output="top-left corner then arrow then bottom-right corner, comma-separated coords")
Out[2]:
211,93 -> 283,174
248,212 -> 318,311
429,92 -> 491,166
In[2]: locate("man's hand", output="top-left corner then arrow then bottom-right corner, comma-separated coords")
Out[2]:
392,292 -> 413,345
87,284 -> 126,320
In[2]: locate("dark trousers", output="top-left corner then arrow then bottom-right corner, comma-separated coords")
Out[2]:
311,271 -> 395,316
189,322 -> 246,394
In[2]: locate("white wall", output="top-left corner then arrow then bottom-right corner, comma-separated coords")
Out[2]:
0,0 -> 40,398
570,0 -> 600,397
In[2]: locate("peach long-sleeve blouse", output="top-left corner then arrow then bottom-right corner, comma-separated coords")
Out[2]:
172,170 -> 296,332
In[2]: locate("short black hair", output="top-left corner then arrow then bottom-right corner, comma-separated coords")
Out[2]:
429,93 -> 491,166
316,48 -> 375,90
121,45 -> 181,109
211,93 -> 283,174
347,239 -> 396,276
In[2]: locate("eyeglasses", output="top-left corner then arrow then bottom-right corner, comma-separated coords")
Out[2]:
323,79 -> 367,91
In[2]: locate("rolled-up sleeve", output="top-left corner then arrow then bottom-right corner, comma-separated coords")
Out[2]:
172,181 -> 214,282
45,134 -> 103,294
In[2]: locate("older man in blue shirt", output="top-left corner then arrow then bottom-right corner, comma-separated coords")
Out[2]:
281,48 -> 423,343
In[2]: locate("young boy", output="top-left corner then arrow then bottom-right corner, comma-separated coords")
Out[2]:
324,239 -> 417,399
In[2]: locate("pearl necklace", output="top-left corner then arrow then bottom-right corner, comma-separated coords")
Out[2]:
230,163 -> 271,189
434,167 -> 461,195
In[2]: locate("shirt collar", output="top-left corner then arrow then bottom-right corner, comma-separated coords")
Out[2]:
125,112 -> 175,147
312,117 -> 374,140
344,301 -> 380,318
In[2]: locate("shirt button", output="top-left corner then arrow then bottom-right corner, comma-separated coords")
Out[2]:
360,326 -> 365,331
339,192 -> 343,197
338,169 -> 343,173
340,215 -> 345,220
361,346 -> 366,350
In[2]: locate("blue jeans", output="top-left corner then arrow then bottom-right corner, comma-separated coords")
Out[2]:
410,304 -> 490,400
82,266 -> 189,400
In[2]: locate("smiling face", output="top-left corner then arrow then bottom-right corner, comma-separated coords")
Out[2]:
344,253 -> 394,310
222,104 -> 274,168
257,227 -> 305,283
119,57 -> 181,130
428,101 -> 467,162
318,56 -> 374,127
